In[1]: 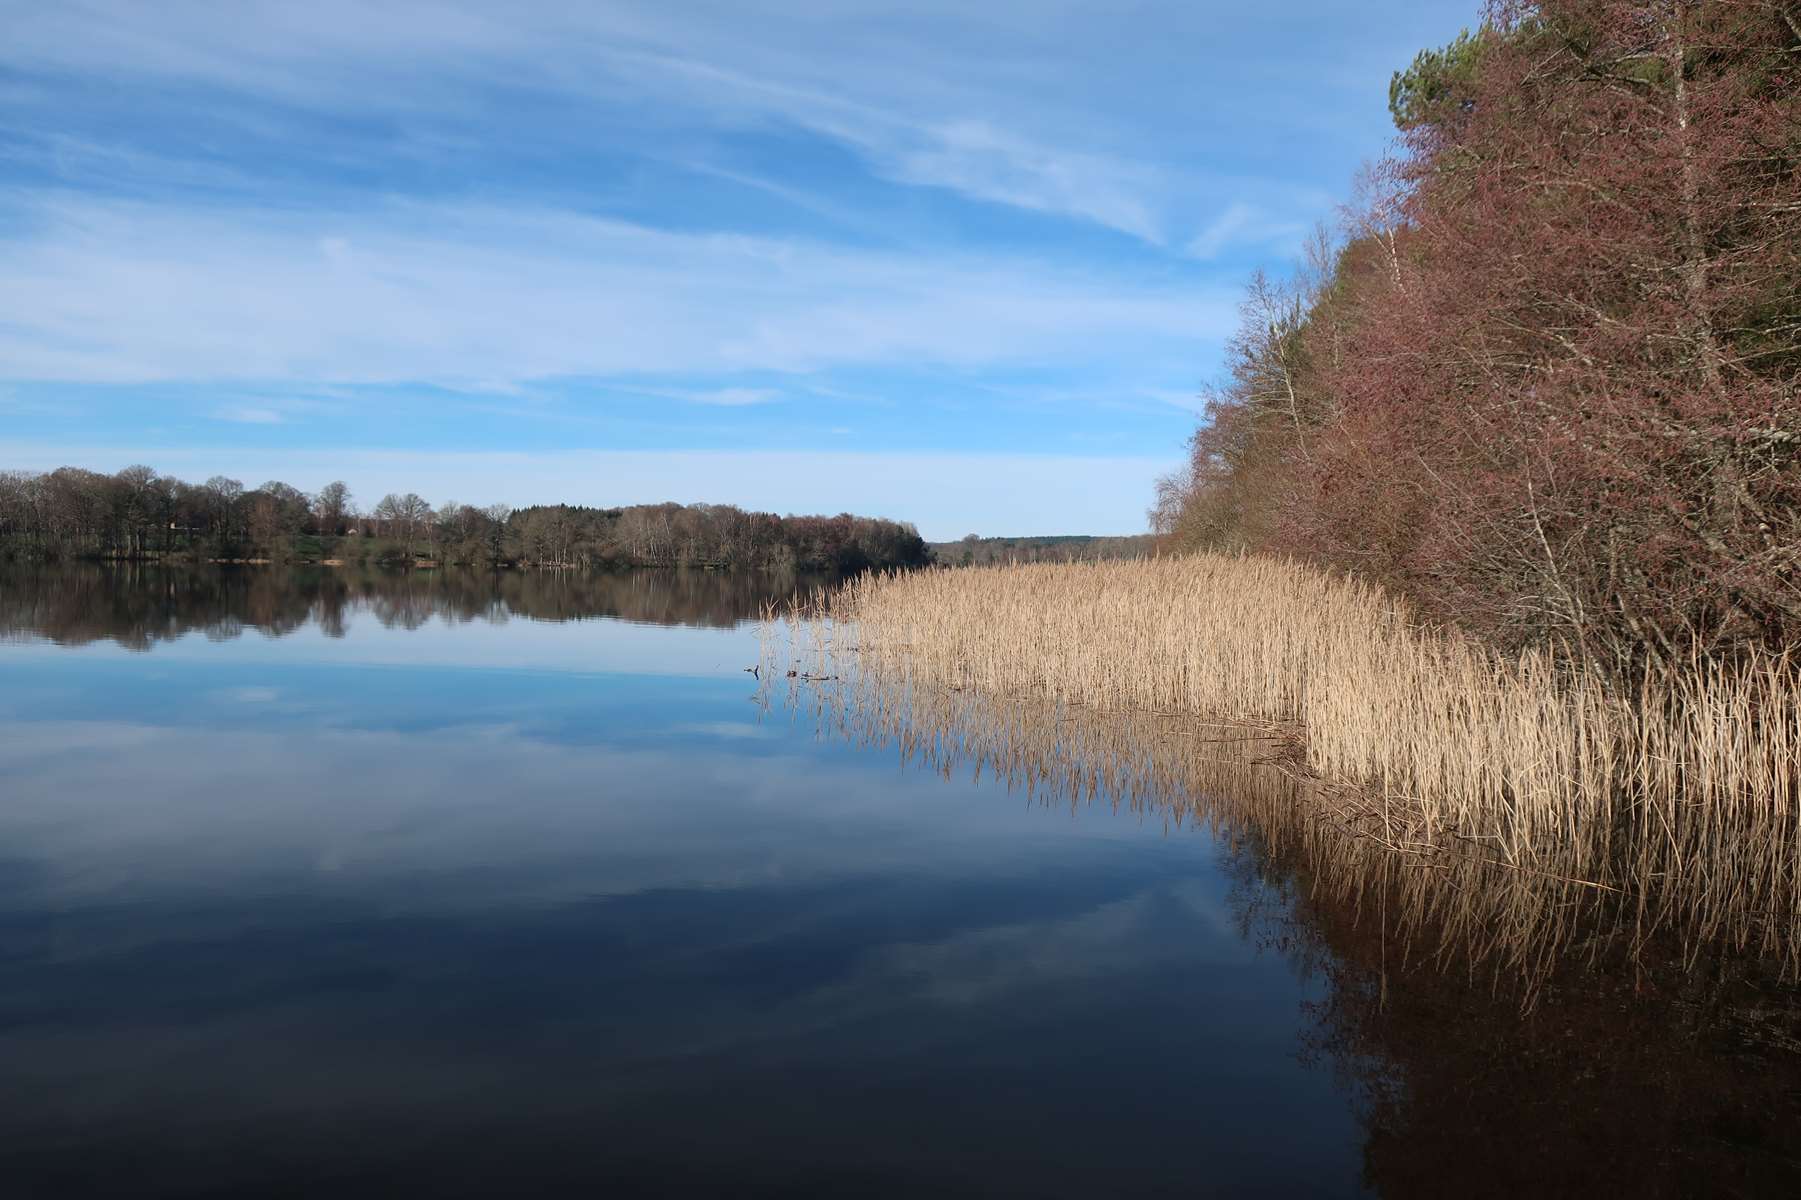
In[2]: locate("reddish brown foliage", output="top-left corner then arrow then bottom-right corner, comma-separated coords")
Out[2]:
1162,0 -> 1801,668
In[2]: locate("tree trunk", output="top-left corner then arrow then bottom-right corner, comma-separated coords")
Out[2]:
1668,1 -> 1725,391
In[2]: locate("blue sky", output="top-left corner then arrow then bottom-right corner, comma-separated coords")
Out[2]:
0,1 -> 1473,538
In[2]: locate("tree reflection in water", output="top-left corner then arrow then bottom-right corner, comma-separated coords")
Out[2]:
0,562 -> 821,649
775,667 -> 1801,1198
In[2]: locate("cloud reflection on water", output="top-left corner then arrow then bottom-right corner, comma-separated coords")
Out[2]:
0,627 -> 1360,1196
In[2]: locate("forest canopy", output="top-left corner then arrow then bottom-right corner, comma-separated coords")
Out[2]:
1154,0 -> 1801,673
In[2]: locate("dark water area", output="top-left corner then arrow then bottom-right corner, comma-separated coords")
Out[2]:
1,565 -> 1797,1197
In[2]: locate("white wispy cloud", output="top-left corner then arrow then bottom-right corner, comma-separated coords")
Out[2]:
205,392 -> 344,425
0,1 -> 1335,247
688,388 -> 777,407
212,405 -> 286,425
1142,387 -> 1211,416
887,119 -> 1166,244
1185,201 -> 1311,262
0,193 -> 1235,387
625,386 -> 783,408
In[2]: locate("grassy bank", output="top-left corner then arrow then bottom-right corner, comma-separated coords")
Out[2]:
795,556 -> 1801,972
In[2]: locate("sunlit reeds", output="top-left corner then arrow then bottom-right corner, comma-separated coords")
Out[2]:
770,556 -> 1801,979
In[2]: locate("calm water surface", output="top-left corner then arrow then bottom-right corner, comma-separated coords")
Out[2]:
1,566 -> 1796,1198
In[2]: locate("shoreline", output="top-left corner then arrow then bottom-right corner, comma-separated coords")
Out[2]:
777,555 -> 1801,981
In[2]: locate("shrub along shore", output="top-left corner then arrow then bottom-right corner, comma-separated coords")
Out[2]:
798,557 -> 1801,975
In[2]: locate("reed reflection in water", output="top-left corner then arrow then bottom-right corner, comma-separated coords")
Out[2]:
766,658 -> 1801,1198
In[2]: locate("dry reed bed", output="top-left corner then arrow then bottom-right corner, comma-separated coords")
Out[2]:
780,556 -> 1801,974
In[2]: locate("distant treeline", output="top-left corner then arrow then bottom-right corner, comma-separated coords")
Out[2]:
929,534 -> 1156,566
0,466 -> 929,572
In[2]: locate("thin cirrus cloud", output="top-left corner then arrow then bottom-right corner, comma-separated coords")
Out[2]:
1186,202 -> 1314,263
677,389 -> 781,408
886,119 -> 1166,245
1,195 -> 1234,385
0,1 -> 1462,255
593,44 -> 1177,243
211,407 -> 289,426
0,1 -> 1190,244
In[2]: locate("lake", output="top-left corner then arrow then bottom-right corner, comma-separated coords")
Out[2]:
1,565 -> 1796,1198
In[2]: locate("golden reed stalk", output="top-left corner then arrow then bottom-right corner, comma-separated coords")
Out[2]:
782,556 -> 1801,975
